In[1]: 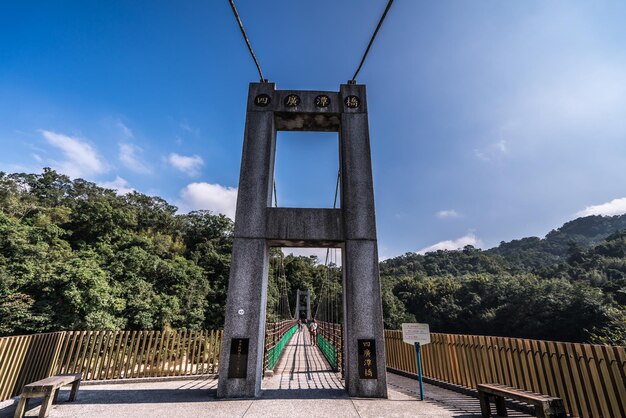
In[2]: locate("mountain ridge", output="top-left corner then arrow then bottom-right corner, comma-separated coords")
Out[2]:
487,213 -> 626,270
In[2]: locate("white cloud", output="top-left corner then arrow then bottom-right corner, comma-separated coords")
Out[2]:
417,233 -> 482,255
576,197 -> 626,217
494,140 -> 507,153
178,182 -> 237,218
474,140 -> 508,162
119,143 -> 150,174
99,176 -> 134,195
32,153 -> 42,162
436,209 -> 460,219
180,120 -> 199,135
168,153 -> 204,176
116,121 -> 133,139
378,245 -> 393,262
40,130 -> 107,178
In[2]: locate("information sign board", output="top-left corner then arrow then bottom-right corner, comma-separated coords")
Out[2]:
401,323 -> 431,345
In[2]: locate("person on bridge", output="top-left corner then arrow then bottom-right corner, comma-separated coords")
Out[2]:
309,319 -> 318,345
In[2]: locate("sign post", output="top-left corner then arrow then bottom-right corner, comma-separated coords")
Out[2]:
402,323 -> 431,401
414,342 -> 424,400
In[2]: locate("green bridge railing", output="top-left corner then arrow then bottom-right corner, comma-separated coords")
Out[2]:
265,322 -> 298,371
316,321 -> 342,373
316,333 -> 337,369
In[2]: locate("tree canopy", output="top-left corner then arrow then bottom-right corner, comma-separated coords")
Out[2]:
1,169 -> 624,345
380,222 -> 626,344
0,169 -> 232,334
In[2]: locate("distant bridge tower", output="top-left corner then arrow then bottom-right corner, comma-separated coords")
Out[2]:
294,289 -> 311,320
218,82 -> 387,399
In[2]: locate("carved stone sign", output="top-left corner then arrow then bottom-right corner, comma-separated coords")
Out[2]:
284,94 -> 300,107
315,94 -> 331,108
228,338 -> 249,378
344,95 -> 360,109
358,339 -> 377,379
254,94 -> 271,107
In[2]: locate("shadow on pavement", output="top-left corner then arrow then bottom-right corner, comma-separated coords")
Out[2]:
260,388 -> 348,400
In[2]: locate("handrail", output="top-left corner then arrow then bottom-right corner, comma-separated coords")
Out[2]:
316,321 -> 343,375
4,327 -> 623,418
0,329 -> 223,402
384,330 -> 626,418
263,320 -> 298,373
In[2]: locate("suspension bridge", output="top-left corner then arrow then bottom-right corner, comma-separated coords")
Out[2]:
1,2 -> 625,417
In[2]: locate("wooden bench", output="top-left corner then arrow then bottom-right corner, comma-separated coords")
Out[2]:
14,373 -> 82,418
477,384 -> 566,418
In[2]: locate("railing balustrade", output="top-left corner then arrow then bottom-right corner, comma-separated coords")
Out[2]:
263,320 -> 298,373
385,330 -> 626,418
316,321 -> 343,375
0,330 -> 223,402
2,327 -> 624,418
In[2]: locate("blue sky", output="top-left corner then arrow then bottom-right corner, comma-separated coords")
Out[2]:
2,1 -> 626,259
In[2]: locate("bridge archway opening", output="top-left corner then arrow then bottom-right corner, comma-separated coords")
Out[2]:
263,247 -> 344,393
266,247 -> 343,322
273,131 -> 340,209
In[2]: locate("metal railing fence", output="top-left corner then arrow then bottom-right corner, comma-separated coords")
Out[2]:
316,321 -> 342,374
0,332 -> 64,401
4,327 -> 623,418
0,329 -> 223,402
384,330 -> 626,418
263,320 -> 297,374
56,329 -> 223,380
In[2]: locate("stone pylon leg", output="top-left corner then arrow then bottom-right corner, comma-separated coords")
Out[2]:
306,291 -> 311,320
217,238 -> 269,398
218,83 -> 275,398
339,83 -> 387,398
342,240 -> 388,398
295,289 -> 301,319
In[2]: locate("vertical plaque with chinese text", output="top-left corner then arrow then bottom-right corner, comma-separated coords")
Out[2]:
228,338 -> 249,378
358,339 -> 377,379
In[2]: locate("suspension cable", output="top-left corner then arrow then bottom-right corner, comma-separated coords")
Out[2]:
332,170 -> 340,209
315,169 -> 342,321
350,0 -> 394,83
227,0 -> 267,82
229,0 -> 394,84
280,252 -> 292,319
270,250 -> 277,320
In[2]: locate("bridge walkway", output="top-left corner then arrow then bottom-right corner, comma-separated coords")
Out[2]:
262,325 -> 343,394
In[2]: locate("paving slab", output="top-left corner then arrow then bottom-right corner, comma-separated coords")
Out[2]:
0,375 -> 531,418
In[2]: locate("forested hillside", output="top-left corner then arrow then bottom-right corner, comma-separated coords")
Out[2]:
1,169 -> 624,345
488,214 -> 626,270
380,216 -> 626,344
0,169 -> 233,334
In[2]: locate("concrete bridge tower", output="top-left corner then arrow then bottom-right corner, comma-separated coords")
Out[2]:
217,82 -> 387,399
294,289 -> 311,320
